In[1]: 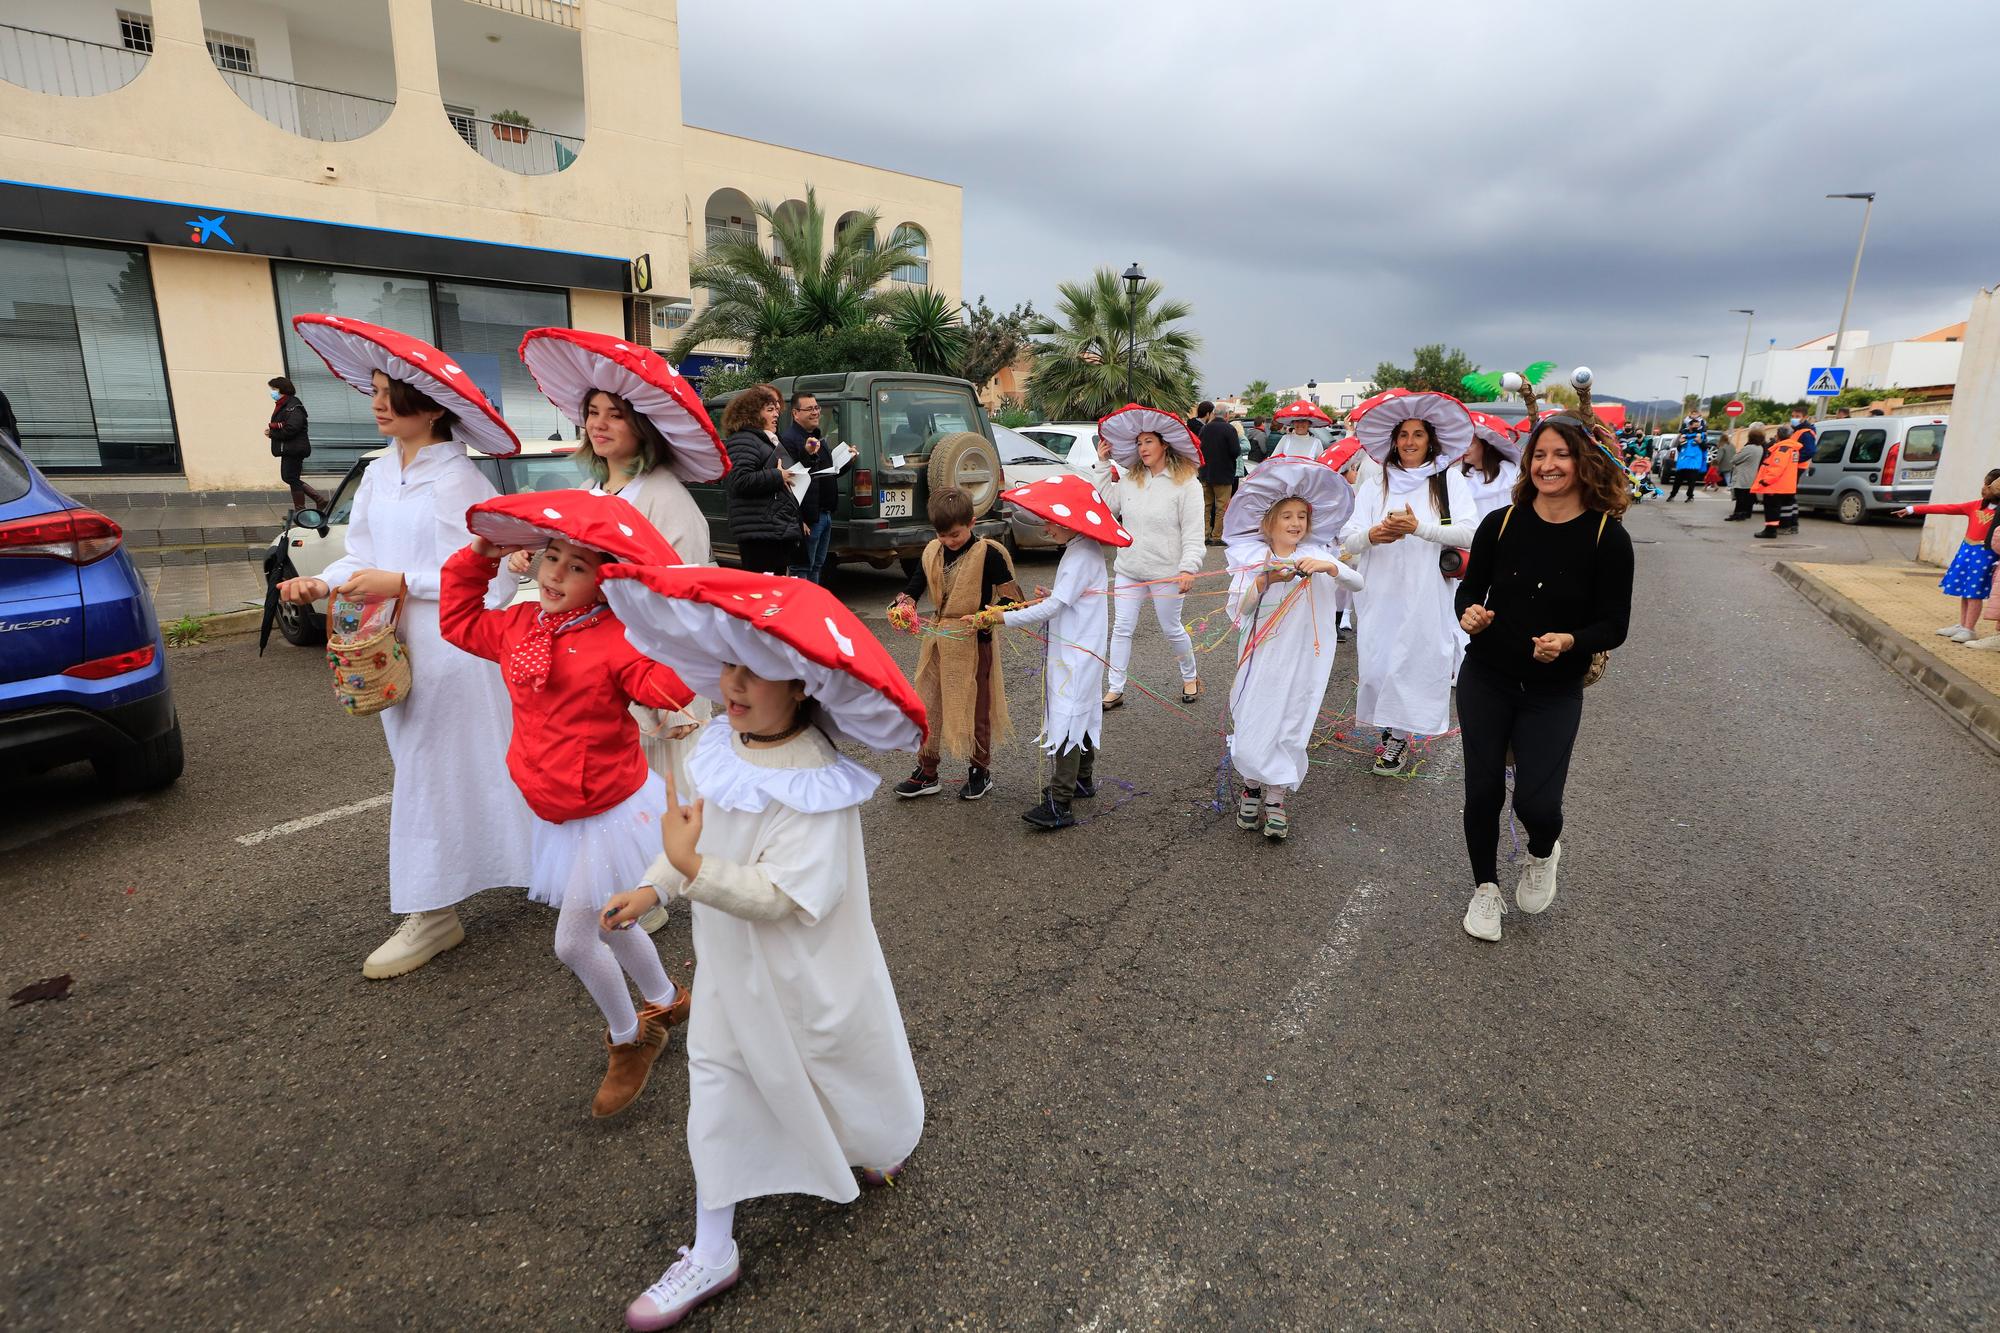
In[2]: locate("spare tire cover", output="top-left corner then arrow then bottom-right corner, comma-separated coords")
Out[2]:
927,431 -> 1002,519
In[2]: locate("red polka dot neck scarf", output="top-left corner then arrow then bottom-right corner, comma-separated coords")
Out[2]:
506,604 -> 608,692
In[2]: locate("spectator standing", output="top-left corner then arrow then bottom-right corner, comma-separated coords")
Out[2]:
1666,428 -> 1706,503
720,384 -> 802,574
1195,402 -> 1240,545
1245,417 -> 1271,464
266,376 -> 327,512
779,391 -> 840,583
1752,425 -> 1805,538
1725,427 -> 1764,521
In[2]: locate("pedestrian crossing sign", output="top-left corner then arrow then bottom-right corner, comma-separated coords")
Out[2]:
1806,366 -> 1845,397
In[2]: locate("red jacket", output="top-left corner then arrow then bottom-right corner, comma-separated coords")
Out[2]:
439,546 -> 693,824
1908,499 -> 1997,545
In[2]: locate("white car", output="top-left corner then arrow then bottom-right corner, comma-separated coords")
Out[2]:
1016,422 -> 1101,475
265,441 -> 588,646
994,425 -> 1089,552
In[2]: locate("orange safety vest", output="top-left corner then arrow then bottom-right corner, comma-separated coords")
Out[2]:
1752,438 -> 1803,495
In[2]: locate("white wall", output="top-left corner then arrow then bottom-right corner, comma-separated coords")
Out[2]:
288,32 -> 394,100
0,0 -> 142,45
1918,287 -> 1999,566
437,60 -> 582,136
1278,377 -> 1376,410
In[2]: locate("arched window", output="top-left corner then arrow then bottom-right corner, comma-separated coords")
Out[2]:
770,199 -> 810,269
703,189 -> 757,250
890,224 -> 928,284
200,0 -> 396,142
834,210 -> 877,254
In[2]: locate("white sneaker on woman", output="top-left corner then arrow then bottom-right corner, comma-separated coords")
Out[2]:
1935,624 -> 1963,637
1966,633 -> 2000,651
1463,883 -> 1505,941
626,1245 -> 740,1330
1516,841 -> 1562,915
362,908 -> 464,979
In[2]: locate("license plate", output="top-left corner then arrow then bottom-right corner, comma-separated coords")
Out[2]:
879,487 -> 913,518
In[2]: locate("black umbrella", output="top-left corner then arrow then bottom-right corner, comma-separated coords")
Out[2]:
257,551 -> 282,656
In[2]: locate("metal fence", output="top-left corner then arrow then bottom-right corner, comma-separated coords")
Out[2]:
461,0 -> 581,29
464,116 -> 583,175
220,70 -> 394,142
0,24 -> 147,96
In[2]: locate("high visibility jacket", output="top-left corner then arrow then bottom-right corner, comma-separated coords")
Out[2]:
1752,438 -> 1804,495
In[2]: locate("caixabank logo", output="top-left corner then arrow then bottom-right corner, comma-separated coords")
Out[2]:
183,212 -> 235,246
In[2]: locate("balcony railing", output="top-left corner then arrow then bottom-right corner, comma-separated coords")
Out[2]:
0,24 -> 147,96
454,115 -> 583,175
220,69 -> 394,142
462,0 -> 581,28
704,225 -> 758,250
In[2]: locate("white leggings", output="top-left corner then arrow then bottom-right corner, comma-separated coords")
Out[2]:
553,888 -> 676,1045
1106,575 -> 1196,693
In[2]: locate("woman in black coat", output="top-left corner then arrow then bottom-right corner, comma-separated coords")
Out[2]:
266,376 -> 326,511
718,382 -> 803,573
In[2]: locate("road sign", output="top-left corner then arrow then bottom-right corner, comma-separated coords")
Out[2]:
1724,400 -> 1744,417
1806,366 -> 1846,397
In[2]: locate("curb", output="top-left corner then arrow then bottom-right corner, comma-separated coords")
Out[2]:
1776,561 -> 2000,758
165,607 -> 264,647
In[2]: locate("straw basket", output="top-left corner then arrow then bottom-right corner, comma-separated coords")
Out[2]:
326,595 -> 412,717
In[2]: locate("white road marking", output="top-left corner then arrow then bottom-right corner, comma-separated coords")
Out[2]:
235,793 -> 391,846
1270,880 -> 1379,1041
0,798 -> 144,855
1072,1251 -> 1195,1332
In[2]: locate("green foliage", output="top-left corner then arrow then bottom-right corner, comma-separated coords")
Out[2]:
1827,385 -> 1907,415
696,364 -> 759,400
958,297 -> 1038,389
490,108 -> 532,128
883,287 -> 968,376
1024,268 -> 1202,421
1374,344 -> 1482,395
1248,392 -> 1279,419
750,325 -> 913,381
994,397 -> 1037,429
1242,378 -> 1270,400
164,614 -> 206,647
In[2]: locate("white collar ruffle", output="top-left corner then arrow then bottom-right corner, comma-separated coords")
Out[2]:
1385,459 -> 1449,494
686,717 -> 879,815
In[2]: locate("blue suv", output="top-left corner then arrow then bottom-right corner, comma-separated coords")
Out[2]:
0,429 -> 183,792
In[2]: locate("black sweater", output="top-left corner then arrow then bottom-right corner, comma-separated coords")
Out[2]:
721,428 -> 801,543
1453,502 -> 1634,690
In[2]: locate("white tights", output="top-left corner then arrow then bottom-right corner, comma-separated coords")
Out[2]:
553,888 -> 675,1045
1106,575 -> 1196,693
693,1200 -> 736,1268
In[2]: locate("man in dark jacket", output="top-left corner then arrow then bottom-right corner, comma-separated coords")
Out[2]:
1244,417 -> 1271,464
779,391 -> 837,583
1195,402 -> 1239,545
265,375 -> 326,511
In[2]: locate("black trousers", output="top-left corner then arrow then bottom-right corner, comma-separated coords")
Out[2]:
1761,492 -> 1797,528
1050,737 -> 1095,803
1666,468 -> 1702,500
1457,656 -> 1582,885
278,454 -> 325,511
1731,487 -> 1755,517
737,537 -> 798,574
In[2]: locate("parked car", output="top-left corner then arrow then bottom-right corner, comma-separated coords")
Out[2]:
1796,414 -> 1945,524
690,372 -> 1007,573
264,442 -> 585,646
1016,422 -> 1101,475
993,426 -> 1087,552
0,428 -> 183,791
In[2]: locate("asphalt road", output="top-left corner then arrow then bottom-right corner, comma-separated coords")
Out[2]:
4,495 -> 1995,1330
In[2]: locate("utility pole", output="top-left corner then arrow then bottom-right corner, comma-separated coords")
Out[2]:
1819,192 -> 1875,421
1729,309 -> 1755,399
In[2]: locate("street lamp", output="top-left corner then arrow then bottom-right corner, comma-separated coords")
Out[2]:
1694,355 -> 1711,411
1677,375 -> 1690,417
1121,261 -> 1145,403
1729,308 -> 1756,399
1819,192 -> 1876,420
1306,377 -> 1318,405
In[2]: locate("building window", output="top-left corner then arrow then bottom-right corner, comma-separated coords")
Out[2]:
434,279 -> 569,444
0,237 -> 177,472
445,104 -> 479,151
204,30 -> 257,75
117,11 -> 154,53
890,224 -> 928,284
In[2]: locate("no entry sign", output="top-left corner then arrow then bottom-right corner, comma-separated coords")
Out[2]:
1724,400 -> 1745,417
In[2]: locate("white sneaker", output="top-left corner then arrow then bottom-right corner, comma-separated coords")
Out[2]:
362,908 -> 464,979
638,904 -> 671,934
1935,624 -> 1962,637
1463,883 -> 1505,941
1516,840 -> 1562,915
1945,626 -> 1975,643
626,1245 -> 740,1331
1966,633 -> 2000,652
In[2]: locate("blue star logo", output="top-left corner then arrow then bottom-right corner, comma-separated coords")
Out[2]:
185,214 -> 235,246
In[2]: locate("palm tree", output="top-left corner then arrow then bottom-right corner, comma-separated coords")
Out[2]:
883,286 -> 967,376
1243,378 -> 1270,400
1024,268 -> 1201,420
669,187 -> 921,363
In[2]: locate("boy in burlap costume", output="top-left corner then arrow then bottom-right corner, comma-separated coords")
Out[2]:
890,488 -> 1021,800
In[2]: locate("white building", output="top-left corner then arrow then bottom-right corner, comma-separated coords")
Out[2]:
1276,376 -> 1377,414
1743,326 -> 1964,403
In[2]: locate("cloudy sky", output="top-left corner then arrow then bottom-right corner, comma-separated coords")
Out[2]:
680,0 -> 2000,404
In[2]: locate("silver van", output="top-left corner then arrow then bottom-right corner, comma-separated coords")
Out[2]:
1796,414 -> 1945,523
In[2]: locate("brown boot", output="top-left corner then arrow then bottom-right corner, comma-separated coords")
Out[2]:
591,1014 -> 669,1119
639,983 -> 691,1033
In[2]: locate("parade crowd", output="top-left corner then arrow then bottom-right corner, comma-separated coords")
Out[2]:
275,316 -> 1648,1327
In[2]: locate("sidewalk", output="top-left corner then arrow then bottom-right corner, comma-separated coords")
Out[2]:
1778,559 -> 2000,756
74,487 -> 303,622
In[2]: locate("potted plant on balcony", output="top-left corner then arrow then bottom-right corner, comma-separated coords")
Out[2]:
491,109 -> 532,144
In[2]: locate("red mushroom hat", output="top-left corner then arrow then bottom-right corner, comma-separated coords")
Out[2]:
1096,403 -> 1203,469
517,328 -> 729,483
1513,407 -> 1565,434
1222,456 -> 1355,551
600,565 -> 926,753
291,314 -> 520,458
1350,389 -> 1474,466
1319,438 -> 1365,473
1272,399 -> 1335,427
466,489 -> 681,567
1347,387 -> 1411,419
1466,410 -> 1523,463
998,472 -> 1132,547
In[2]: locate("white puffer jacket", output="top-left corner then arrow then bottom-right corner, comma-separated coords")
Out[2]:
1090,461 -> 1205,581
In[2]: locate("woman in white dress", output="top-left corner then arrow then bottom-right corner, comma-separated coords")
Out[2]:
1461,411 -> 1523,522
1091,405 -> 1205,708
278,316 -> 533,978
1337,391 -> 1477,777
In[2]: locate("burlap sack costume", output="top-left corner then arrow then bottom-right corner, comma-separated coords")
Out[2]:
913,536 -> 1013,759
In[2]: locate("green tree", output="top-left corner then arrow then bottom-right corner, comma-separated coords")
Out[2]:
1248,392 -> 1279,419
669,187 -> 921,362
957,297 -> 1038,390
993,395 -> 1036,429
882,286 -> 967,376
1827,384 -> 1907,415
748,325 -> 912,381
1242,378 -> 1271,400
1374,344 -> 1481,395
1024,268 -> 1201,420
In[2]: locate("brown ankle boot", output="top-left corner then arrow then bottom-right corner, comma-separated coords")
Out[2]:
638,983 -> 691,1033
590,1014 -> 669,1119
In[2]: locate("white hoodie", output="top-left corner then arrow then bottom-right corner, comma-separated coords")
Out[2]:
1089,460 -> 1204,581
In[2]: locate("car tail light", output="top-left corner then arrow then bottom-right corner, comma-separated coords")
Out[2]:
852,468 -> 874,506
0,508 -> 124,564
63,644 -> 157,679
1880,442 -> 1900,487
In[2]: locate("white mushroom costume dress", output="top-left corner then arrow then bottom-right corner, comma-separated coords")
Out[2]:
603,565 -> 927,1207
1221,456 -> 1363,794
994,472 -> 1133,752
519,327 -> 732,789
1337,389 -> 1478,739
293,314 -> 532,915
1462,410 -> 1523,522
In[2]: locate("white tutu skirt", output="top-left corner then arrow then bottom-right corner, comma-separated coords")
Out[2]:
526,771 -> 668,911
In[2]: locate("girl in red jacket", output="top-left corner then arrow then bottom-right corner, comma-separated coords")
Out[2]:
439,489 -> 696,1119
1897,467 -> 2000,644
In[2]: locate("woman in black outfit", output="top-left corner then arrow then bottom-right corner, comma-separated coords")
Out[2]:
266,376 -> 326,512
1453,416 -> 1634,943
718,382 -> 803,574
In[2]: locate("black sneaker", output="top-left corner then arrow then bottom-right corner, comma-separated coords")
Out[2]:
894,768 -> 941,799
1073,777 -> 1097,799
958,767 -> 992,801
1372,735 -> 1410,776
1021,797 -> 1076,830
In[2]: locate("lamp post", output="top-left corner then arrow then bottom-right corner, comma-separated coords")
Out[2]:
1694,355 -> 1711,413
1306,377 -> 1318,406
1121,261 -> 1145,404
1677,375 -> 1690,422
1729,308 -> 1755,399
1819,192 -> 1875,421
